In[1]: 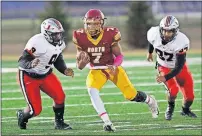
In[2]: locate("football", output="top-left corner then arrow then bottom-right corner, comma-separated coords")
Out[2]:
77,51 -> 90,62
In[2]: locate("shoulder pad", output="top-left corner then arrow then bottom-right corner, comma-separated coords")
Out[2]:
105,27 -> 121,42
25,34 -> 46,56
175,32 -> 190,53
147,26 -> 159,44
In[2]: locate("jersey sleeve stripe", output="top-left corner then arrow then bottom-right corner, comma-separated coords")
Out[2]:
114,31 -> 121,41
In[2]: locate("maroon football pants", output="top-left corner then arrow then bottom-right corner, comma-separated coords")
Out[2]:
158,63 -> 194,101
17,70 -> 65,116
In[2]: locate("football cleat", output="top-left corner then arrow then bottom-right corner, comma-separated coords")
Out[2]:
16,110 -> 28,129
103,123 -> 116,132
147,95 -> 159,118
55,119 -> 72,130
180,107 -> 197,118
165,104 -> 175,120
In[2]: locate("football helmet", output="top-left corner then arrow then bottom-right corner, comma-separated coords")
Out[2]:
83,9 -> 106,36
159,15 -> 179,42
41,18 -> 64,45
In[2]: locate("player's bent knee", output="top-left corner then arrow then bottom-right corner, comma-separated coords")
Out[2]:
88,88 -> 99,96
131,91 -> 147,102
185,94 -> 195,101
169,86 -> 179,97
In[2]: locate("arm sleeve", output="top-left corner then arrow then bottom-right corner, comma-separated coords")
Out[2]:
18,50 -> 35,69
148,42 -> 154,53
53,53 -> 67,75
164,53 -> 186,81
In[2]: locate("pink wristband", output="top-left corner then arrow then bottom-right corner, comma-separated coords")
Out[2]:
113,54 -> 124,66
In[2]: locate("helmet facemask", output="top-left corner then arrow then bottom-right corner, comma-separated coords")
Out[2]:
84,18 -> 104,37
48,31 -> 64,43
160,27 -> 178,42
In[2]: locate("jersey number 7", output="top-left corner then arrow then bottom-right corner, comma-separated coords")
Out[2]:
92,53 -> 102,63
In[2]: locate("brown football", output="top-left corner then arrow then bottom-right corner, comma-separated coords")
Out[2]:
77,51 -> 90,62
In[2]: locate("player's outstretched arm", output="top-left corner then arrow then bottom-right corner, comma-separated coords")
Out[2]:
156,53 -> 186,83
18,50 -> 39,69
164,53 -> 186,81
54,54 -> 74,77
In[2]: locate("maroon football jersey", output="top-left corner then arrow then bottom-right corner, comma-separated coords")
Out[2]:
73,27 -> 121,67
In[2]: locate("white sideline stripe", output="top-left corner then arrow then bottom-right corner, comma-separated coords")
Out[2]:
1,57 -> 201,73
2,109 -> 201,121
2,73 -> 201,86
2,80 -> 202,93
2,98 -> 202,111
2,88 -> 201,101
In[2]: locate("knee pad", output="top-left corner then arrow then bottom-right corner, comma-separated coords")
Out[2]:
131,91 -> 147,102
88,88 -> 99,97
169,86 -> 179,97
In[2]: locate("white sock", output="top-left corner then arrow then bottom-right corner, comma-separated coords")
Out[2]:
100,113 -> 112,124
145,95 -> 152,105
88,88 -> 111,124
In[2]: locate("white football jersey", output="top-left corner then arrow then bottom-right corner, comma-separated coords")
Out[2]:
147,26 -> 190,68
19,33 -> 66,74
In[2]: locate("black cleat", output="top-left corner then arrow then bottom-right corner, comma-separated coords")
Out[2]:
181,107 -> 197,118
165,104 -> 175,120
55,120 -> 72,130
103,123 -> 116,132
16,110 -> 28,129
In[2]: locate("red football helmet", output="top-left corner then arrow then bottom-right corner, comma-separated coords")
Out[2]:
83,9 -> 106,36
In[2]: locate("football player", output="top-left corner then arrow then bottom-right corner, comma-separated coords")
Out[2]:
73,9 -> 159,132
146,15 -> 197,120
16,18 -> 74,129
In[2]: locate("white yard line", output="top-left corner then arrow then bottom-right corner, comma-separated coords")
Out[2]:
1,98 -> 202,111
2,73 -> 201,86
2,57 -> 201,73
2,88 -> 201,100
2,109 -> 201,121
2,80 -> 201,93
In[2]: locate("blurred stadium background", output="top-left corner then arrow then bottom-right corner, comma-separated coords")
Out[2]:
1,1 -> 202,135
2,1 -> 201,56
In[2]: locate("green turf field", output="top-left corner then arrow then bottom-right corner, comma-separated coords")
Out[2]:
1,55 -> 201,135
